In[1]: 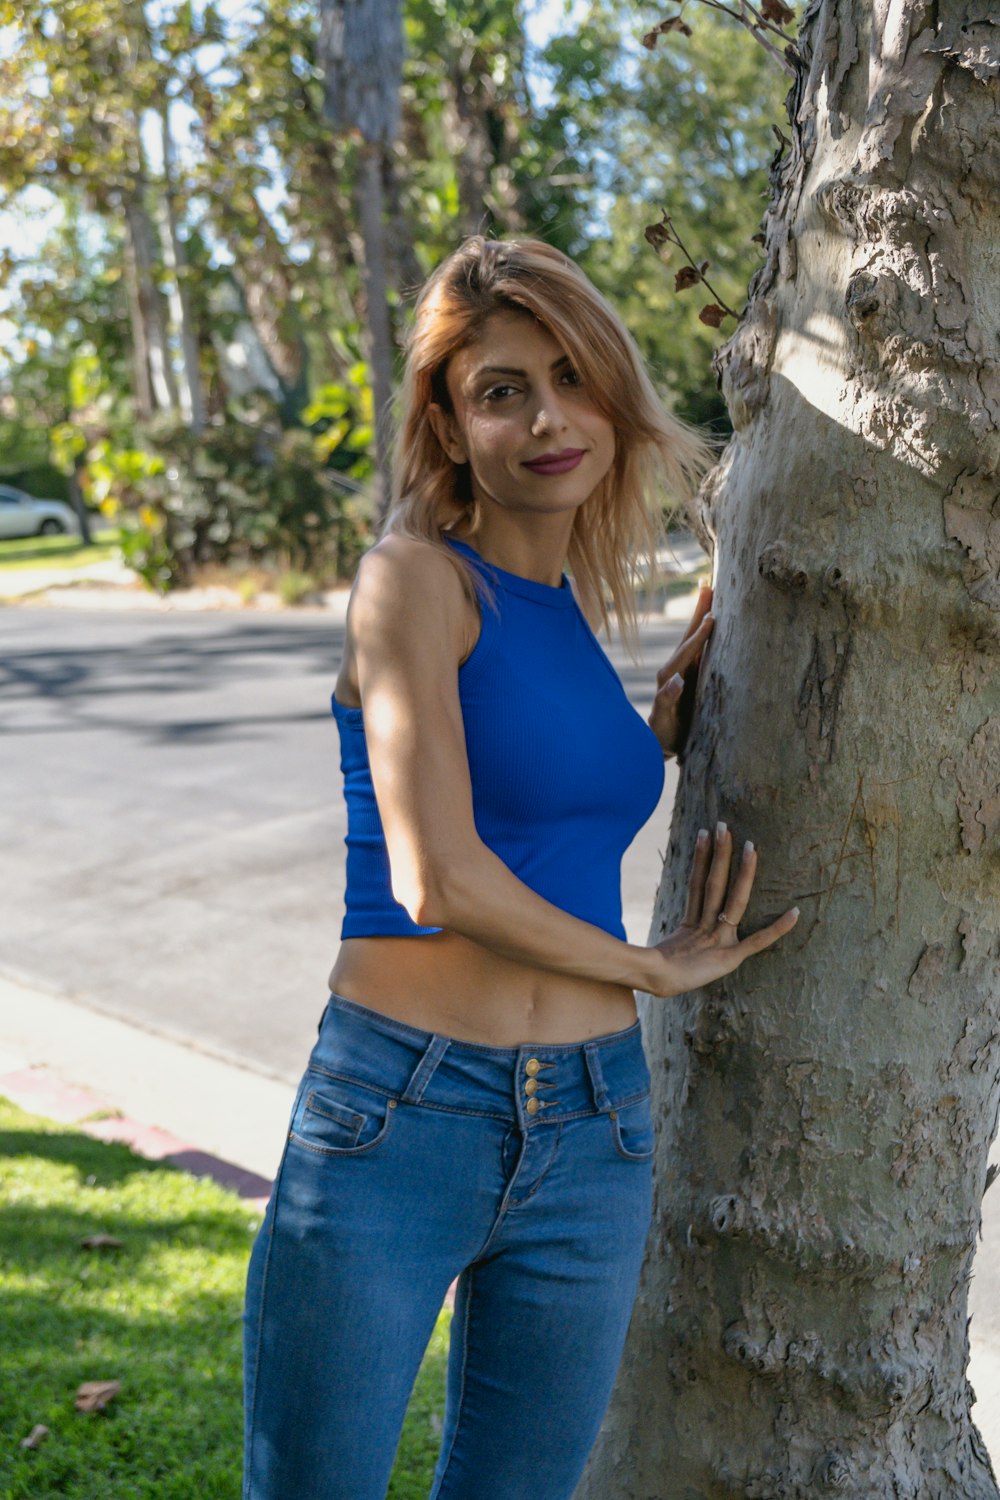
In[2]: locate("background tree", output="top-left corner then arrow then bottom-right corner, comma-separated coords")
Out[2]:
318,0 -> 404,519
576,1 -> 1000,1495
540,0 -> 788,431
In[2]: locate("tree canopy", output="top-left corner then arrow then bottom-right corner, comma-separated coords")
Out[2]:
0,0 -> 790,584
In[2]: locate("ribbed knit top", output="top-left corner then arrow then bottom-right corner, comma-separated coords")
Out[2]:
331,533 -> 665,941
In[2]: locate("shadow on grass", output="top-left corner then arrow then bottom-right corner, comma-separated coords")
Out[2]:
0,1108 -> 449,1499
0,1125 -> 195,1186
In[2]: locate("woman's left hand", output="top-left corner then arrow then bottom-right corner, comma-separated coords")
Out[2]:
648,582 -> 714,759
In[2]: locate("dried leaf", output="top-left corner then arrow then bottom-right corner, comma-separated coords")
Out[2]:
644,214 -> 673,254
80,1234 -> 124,1250
642,15 -> 692,48
75,1379 -> 121,1413
698,304 -> 729,327
20,1424 -> 49,1449
674,265 -> 703,290
761,0 -> 795,23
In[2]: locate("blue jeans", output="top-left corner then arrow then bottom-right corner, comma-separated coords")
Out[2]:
242,991 -> 655,1500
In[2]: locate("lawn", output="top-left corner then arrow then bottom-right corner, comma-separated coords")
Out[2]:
0,1097 -> 449,1500
0,527 -> 122,572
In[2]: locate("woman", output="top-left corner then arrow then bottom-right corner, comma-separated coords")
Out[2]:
242,236 -> 798,1500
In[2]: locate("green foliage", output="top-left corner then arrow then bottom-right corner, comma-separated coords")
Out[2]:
0,1095 -> 450,1499
275,569 -> 319,605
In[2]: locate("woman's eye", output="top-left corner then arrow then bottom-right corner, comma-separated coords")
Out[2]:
484,384 -> 518,401
562,368 -> 582,385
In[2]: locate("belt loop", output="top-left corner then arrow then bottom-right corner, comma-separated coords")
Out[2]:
583,1041 -> 612,1112
400,1034 -> 450,1105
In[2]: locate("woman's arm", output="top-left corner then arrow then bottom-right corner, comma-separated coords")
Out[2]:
349,536 -> 795,999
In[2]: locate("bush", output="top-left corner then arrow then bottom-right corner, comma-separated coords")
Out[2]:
93,415 -> 373,595
276,570 -> 319,606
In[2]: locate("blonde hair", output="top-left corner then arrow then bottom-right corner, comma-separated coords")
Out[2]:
382,234 -> 717,652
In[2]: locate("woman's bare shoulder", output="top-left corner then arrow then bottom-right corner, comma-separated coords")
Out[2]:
348,533 -> 473,648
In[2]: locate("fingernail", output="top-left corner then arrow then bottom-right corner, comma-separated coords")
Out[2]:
716,820 -> 727,838
697,828 -> 709,845
668,672 -> 684,693
744,840 -> 754,855
790,906 -> 800,917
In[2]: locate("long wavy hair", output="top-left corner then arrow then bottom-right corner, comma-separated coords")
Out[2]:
382,235 -> 718,651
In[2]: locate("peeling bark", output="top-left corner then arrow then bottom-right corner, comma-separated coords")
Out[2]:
575,2 -> 1000,1495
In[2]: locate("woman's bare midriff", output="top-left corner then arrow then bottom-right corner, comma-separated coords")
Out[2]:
327,932 -> 638,1046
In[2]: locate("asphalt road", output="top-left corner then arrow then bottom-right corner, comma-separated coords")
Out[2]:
0,603 -> 683,1082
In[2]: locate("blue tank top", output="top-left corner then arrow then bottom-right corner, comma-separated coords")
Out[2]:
331,534 -> 665,941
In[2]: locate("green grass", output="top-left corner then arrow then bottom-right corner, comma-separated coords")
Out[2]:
0,1097 -> 450,1500
0,527 -> 122,572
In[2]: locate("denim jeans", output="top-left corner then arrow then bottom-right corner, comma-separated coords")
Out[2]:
242,991 -> 655,1500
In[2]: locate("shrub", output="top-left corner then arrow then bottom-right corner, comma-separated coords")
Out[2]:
92,411 -> 373,594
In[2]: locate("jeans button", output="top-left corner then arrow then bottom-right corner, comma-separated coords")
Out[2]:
526,1098 -> 541,1115
525,1058 -> 541,1076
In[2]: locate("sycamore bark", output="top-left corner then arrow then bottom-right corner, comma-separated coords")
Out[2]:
577,2 -> 1000,1495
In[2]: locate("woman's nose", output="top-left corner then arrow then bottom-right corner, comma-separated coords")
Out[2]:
531,395 -> 569,435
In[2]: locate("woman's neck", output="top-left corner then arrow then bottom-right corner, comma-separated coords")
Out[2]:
452,513 -> 574,589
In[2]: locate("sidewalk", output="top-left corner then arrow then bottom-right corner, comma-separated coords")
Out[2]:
0,530 -> 709,613
0,970 -> 291,1206
0,968 -> 997,1461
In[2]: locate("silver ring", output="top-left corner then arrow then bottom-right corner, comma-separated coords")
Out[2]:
717,912 -> 735,925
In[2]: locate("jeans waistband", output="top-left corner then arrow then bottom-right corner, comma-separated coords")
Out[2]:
307,991 -> 652,1128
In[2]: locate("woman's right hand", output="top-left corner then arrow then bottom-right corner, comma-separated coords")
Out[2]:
646,823 -> 798,999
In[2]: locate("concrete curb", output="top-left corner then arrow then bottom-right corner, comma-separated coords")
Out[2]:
0,971 -> 293,1200
0,1061 -> 273,1210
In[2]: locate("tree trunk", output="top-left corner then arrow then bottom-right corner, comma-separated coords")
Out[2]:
575,2 -> 1000,1495
121,218 -> 154,422
67,461 -> 92,544
157,100 -> 206,436
355,139 -> 396,526
121,186 -> 180,416
319,0 -> 405,524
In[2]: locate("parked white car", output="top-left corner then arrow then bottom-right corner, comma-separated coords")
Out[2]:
0,484 -> 81,540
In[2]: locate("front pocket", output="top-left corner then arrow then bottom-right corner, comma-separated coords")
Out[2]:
609,1094 -> 655,1162
290,1077 -> 397,1157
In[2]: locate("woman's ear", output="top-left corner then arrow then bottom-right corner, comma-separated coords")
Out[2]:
428,402 -> 469,466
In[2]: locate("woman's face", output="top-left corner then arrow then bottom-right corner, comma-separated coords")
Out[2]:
429,309 -> 616,523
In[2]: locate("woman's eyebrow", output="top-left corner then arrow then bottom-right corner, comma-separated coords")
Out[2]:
471,354 -> 573,381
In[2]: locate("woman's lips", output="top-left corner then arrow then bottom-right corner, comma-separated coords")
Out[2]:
522,450 -> 585,475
